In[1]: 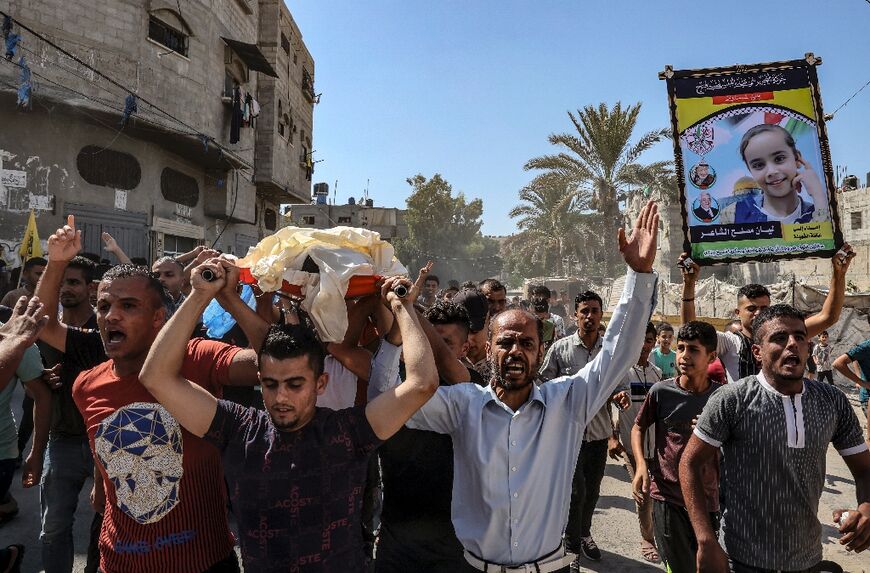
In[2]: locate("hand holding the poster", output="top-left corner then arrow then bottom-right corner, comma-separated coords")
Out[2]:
832,243 -> 856,275
678,252 -> 701,285
793,156 -> 826,207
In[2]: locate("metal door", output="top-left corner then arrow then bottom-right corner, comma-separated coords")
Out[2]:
65,203 -> 150,262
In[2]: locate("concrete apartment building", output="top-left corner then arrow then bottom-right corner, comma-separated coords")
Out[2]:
776,185 -> 870,291
287,183 -> 409,242
0,0 -> 314,268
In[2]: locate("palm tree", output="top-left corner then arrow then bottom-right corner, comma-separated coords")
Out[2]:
524,102 -> 672,274
506,173 -> 585,277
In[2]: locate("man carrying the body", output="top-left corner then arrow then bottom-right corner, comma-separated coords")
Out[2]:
377,201 -> 660,572
139,266 -> 440,572
632,321 -> 723,573
681,305 -> 870,572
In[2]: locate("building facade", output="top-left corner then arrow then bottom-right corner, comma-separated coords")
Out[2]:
288,193 -> 409,242
0,0 -> 314,271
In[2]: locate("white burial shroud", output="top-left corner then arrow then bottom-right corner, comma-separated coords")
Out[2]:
238,226 -> 407,342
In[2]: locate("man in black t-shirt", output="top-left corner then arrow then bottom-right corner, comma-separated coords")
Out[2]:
33,244 -> 108,573
373,301 -> 482,573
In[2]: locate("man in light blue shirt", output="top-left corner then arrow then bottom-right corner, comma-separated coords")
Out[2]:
371,201 -> 660,571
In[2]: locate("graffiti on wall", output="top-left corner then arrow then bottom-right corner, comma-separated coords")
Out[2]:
0,149 -> 73,213
0,238 -> 48,270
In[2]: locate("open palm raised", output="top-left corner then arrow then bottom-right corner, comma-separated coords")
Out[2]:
617,200 -> 659,274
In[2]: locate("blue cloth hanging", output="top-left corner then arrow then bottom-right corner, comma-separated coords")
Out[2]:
16,56 -> 30,108
120,94 -> 137,127
5,32 -> 20,60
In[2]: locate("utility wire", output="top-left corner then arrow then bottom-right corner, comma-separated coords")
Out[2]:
0,57 -> 253,184
827,77 -> 870,120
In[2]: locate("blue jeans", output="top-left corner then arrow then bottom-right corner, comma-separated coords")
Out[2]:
40,436 -> 93,573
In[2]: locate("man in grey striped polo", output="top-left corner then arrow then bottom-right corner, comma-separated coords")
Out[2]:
679,304 -> 870,572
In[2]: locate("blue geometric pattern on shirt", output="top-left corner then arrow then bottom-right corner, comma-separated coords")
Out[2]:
94,402 -> 184,525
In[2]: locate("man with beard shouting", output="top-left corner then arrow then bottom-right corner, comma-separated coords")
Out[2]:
386,201 -> 660,572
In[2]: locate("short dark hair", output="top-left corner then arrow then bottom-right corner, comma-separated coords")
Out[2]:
425,274 -> 440,285
574,290 -> 603,311
489,308 -> 544,344
24,257 -> 47,270
100,264 -> 173,315
531,284 -> 551,298
677,321 -> 718,353
645,322 -> 657,338
819,330 -> 829,336
752,304 -> 806,343
479,278 -> 506,293
259,323 -> 326,378
67,256 -> 97,283
79,252 -> 102,264
425,301 -> 471,336
460,281 -> 477,290
656,321 -> 675,335
738,283 -> 770,302
152,256 -> 184,271
130,257 -> 149,266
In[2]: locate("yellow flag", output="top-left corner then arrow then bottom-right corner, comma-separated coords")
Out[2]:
19,210 -> 43,261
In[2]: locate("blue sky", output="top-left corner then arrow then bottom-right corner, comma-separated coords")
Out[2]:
288,0 -> 870,236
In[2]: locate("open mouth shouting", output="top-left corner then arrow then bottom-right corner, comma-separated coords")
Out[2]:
104,327 -> 127,351
502,358 -> 527,379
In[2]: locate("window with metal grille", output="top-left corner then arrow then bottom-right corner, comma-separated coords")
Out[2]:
162,235 -> 198,258
148,16 -> 189,57
77,147 -> 141,190
265,208 -> 277,231
852,211 -> 863,230
160,168 -> 199,207
337,216 -> 352,224
281,33 -> 290,55
302,216 -> 315,225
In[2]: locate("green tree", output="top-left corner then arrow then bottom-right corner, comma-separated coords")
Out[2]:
505,173 -> 584,277
394,174 -> 502,281
523,102 -> 672,275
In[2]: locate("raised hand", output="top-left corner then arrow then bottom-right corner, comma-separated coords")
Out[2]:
833,242 -> 856,277
411,261 -> 434,302
677,252 -> 701,285
618,201 -> 659,274
48,215 -> 82,263
189,258 -> 226,298
0,296 -> 49,348
101,232 -> 119,253
381,275 -> 415,308
215,256 -> 241,300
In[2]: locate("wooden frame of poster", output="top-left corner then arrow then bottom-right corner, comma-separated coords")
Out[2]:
660,53 -> 844,266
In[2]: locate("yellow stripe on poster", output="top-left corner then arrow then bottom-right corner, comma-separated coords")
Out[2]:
676,87 -> 816,132
781,221 -> 833,241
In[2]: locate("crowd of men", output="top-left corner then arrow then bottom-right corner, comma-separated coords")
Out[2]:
0,201 -> 867,573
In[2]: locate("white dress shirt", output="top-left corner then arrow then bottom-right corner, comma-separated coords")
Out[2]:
395,269 -> 657,565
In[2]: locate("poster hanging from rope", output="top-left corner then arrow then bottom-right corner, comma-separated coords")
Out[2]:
660,54 -> 843,266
